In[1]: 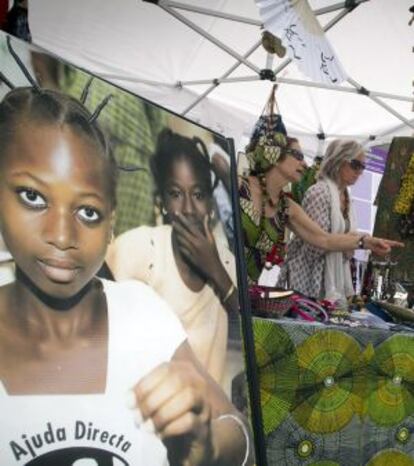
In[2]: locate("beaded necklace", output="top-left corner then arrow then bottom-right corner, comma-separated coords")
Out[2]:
342,189 -> 350,220
257,173 -> 289,267
258,173 -> 277,216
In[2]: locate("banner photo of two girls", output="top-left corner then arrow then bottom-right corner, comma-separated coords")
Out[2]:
0,32 -> 254,466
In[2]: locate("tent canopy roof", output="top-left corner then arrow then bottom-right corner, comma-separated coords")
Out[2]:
30,0 -> 414,156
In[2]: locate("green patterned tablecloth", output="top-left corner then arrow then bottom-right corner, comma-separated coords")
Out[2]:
253,317 -> 414,465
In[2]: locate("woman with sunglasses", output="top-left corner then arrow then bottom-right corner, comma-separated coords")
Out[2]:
280,139 -> 373,303
240,134 -> 402,286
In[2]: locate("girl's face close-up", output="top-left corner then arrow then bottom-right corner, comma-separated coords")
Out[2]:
0,122 -> 114,299
338,151 -> 366,187
162,158 -> 212,228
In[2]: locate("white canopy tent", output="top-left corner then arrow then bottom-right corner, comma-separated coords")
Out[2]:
29,0 -> 414,159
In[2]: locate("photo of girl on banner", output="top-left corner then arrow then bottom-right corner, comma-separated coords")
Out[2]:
106,128 -> 238,384
0,33 -> 252,466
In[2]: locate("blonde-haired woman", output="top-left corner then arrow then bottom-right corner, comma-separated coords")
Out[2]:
280,139 -> 369,303
240,129 -> 403,293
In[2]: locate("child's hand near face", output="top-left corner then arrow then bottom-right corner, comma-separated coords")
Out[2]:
171,211 -> 222,281
129,359 -> 217,466
171,212 -> 238,313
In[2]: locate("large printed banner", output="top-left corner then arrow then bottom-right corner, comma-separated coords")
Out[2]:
0,32 -> 252,465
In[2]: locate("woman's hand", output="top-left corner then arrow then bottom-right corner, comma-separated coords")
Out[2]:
131,360 -> 217,466
288,199 -> 405,255
364,236 -> 404,256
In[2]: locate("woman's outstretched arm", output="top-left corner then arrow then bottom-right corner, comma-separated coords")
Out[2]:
287,198 -> 404,255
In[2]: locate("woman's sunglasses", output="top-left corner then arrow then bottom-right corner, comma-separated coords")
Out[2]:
285,148 -> 305,162
348,159 -> 366,171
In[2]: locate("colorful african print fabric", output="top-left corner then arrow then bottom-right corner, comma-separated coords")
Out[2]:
245,131 -> 287,175
253,318 -> 414,465
239,177 -> 289,284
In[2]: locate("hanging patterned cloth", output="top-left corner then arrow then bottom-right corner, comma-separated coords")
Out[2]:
240,85 -> 290,285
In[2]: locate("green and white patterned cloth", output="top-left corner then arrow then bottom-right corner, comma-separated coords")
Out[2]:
254,318 -> 414,465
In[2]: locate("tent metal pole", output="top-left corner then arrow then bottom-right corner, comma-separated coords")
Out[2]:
97,75 -> 174,87
158,4 -> 261,74
359,117 -> 414,146
378,118 -> 414,138
157,0 -> 261,25
158,0 -> 413,134
181,40 -> 262,116
275,77 -> 414,103
155,0 -> 368,24
347,77 -> 414,129
180,75 -> 414,105
161,0 -> 366,114
180,76 -> 258,86
291,130 -> 375,139
306,88 -> 325,151
276,77 -> 414,103
315,0 -> 370,15
370,91 -> 413,103
265,52 -> 274,70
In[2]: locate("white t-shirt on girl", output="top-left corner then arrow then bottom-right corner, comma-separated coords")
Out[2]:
0,279 -> 187,466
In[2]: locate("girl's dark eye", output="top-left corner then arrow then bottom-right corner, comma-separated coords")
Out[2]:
193,191 -> 206,201
77,206 -> 101,223
167,189 -> 182,199
17,188 -> 47,208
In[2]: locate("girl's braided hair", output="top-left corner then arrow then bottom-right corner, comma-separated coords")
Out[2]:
150,128 -> 218,199
0,36 -> 117,205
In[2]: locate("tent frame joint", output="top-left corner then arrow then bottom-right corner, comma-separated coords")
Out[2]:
358,86 -> 370,96
259,69 -> 276,82
344,0 -> 360,12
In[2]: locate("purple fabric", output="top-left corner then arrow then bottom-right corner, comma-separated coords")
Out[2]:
366,146 -> 388,174
353,199 -> 372,231
351,171 -> 372,199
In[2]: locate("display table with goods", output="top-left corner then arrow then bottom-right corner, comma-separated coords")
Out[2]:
243,135 -> 414,465
248,250 -> 414,465
252,312 -> 414,466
